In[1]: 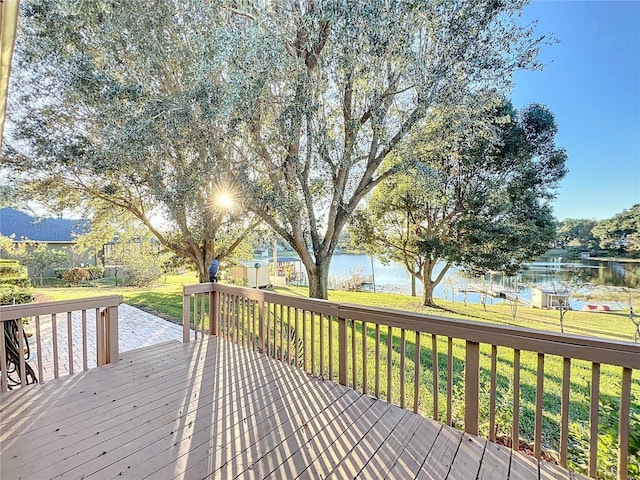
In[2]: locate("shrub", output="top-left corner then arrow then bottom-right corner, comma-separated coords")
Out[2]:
0,261 -> 22,277
0,260 -> 30,287
54,267 -> 69,279
120,262 -> 163,287
85,265 -> 104,281
0,276 -> 31,288
0,285 -> 35,305
62,267 -> 90,286
0,260 -> 27,277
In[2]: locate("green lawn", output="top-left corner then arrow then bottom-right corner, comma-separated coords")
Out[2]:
35,273 -> 638,342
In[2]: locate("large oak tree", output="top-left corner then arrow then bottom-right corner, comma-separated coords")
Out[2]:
3,0 -> 549,295
231,0 -> 550,298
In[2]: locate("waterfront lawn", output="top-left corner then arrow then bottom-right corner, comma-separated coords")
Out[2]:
34,274 -> 638,342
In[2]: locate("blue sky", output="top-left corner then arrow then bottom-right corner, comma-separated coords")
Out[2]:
511,0 -> 640,221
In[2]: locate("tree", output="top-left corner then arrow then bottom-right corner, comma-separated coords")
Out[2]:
105,224 -> 170,287
351,98 -> 566,306
556,218 -> 599,250
3,0 -> 259,282
230,0 -> 550,299
544,279 -> 591,334
21,242 -> 69,286
592,205 -> 640,256
5,0 -> 549,296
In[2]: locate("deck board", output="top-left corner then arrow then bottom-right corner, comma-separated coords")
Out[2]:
416,423 -> 464,479
0,335 -> 582,480
382,415 -> 443,479
266,390 -> 376,479
477,440 -> 512,479
447,432 -> 487,479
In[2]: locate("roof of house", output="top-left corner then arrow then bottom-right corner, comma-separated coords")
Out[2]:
0,207 -> 88,243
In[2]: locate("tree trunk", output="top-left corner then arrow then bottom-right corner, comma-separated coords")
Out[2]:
370,256 -> 376,293
190,249 -> 210,283
420,260 -> 451,307
198,268 -> 208,283
411,275 -> 416,297
422,281 -> 436,306
307,258 -> 330,300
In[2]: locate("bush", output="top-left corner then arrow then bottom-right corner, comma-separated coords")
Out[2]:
120,262 -> 163,287
0,285 -> 35,305
54,267 -> 69,279
0,276 -> 31,288
0,260 -> 30,287
85,265 -> 104,280
0,260 -> 27,279
62,267 -> 90,286
0,261 -> 23,277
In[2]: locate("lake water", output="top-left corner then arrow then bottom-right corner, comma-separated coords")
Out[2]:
262,254 -> 640,308
279,253 -> 640,306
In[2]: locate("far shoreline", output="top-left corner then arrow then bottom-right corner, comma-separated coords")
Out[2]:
587,256 -> 640,263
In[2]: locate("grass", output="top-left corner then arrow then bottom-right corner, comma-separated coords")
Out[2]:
274,285 -> 640,342
33,272 -> 199,321
34,273 -> 639,341
33,274 -> 640,478
35,276 -> 639,342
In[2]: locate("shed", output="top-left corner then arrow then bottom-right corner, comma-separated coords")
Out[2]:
271,257 -> 306,287
531,287 -> 570,310
230,261 -> 271,288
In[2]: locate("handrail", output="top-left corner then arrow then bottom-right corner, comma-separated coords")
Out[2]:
0,295 -> 122,391
0,295 -> 122,321
182,283 -> 639,480
184,284 -> 639,368
340,303 -> 640,369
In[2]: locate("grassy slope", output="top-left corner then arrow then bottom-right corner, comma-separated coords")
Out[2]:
274,286 -> 639,343
35,273 -> 638,341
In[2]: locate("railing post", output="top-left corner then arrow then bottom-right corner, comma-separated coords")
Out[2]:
97,310 -> 106,366
0,325 -> 8,392
465,340 -> 480,435
338,315 -> 347,386
182,290 -> 191,342
618,367 -> 632,480
106,304 -> 119,363
211,289 -> 219,336
258,300 -> 265,353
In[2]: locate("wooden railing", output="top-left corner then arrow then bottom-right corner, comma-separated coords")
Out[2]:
0,295 -> 121,391
183,283 -> 639,480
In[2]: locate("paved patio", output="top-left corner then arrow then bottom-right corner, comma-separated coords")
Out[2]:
26,304 -> 186,381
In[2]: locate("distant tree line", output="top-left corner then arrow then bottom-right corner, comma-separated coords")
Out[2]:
556,204 -> 640,257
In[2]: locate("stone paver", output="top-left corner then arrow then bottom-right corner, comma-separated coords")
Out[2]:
24,304 -> 187,383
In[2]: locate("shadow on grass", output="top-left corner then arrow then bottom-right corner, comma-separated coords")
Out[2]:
125,291 -> 183,324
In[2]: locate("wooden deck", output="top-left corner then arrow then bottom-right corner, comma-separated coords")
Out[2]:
1,336 -> 582,480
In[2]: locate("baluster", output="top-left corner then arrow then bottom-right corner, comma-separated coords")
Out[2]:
432,334 -> 438,421
67,312 -> 73,375
387,326 -> 393,403
81,310 -> 88,371
560,357 -> 571,467
400,328 -> 406,409
513,349 -> 521,451
489,345 -> 497,440
36,315 -> 44,380
414,331 -> 421,414
534,353 -> 545,458
362,321 -> 367,395
589,362 -> 601,478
